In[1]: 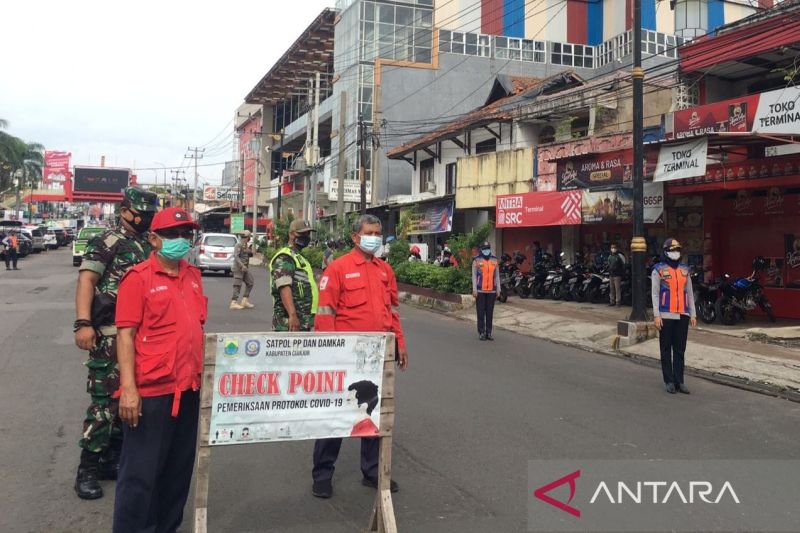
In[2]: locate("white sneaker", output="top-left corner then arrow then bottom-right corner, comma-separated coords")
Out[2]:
229,300 -> 244,310
241,297 -> 255,309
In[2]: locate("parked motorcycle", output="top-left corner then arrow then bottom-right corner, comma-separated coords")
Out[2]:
714,257 -> 775,325
691,269 -> 719,324
529,252 -> 552,299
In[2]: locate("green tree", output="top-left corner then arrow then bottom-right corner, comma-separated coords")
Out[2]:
0,125 -> 44,192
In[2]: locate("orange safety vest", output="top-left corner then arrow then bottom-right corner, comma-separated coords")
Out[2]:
475,256 -> 498,292
657,263 -> 689,314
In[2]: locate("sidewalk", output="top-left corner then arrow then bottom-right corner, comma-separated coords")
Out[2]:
451,297 -> 800,400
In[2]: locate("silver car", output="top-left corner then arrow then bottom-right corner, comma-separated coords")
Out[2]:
189,233 -> 239,275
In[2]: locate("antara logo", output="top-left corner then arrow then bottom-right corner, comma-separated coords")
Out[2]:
532,470 -> 741,519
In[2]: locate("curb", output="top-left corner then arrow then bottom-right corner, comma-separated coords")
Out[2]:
404,300 -> 800,404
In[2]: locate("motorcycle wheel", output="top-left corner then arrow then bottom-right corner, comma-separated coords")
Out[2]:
697,299 -> 716,324
758,298 -> 776,323
586,287 -> 599,304
562,287 -> 574,301
715,296 -> 739,326
516,286 -> 529,299
550,285 -> 562,300
574,287 -> 587,302
498,291 -> 508,303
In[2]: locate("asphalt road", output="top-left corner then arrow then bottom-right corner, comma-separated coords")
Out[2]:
2,248 -> 800,533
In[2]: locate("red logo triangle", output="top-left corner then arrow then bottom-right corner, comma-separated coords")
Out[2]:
533,469 -> 581,518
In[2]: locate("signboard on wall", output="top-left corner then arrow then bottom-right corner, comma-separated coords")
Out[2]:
405,200 -> 453,234
654,137 -> 708,182
668,87 -> 800,139
73,167 -> 129,193
208,333 -> 387,445
581,188 -> 633,224
643,182 -> 664,224
557,150 -> 633,191
496,191 -> 582,228
328,179 -> 371,203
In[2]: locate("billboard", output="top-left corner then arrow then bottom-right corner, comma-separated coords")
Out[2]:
404,200 -> 454,234
557,150 -> 633,191
43,151 -> 71,185
73,167 -> 130,193
496,191 -> 582,228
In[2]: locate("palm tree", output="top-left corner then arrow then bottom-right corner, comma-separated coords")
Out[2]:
0,132 -> 44,192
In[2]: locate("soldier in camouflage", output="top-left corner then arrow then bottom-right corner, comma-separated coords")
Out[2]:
73,186 -> 159,500
270,219 -> 318,331
230,230 -> 255,310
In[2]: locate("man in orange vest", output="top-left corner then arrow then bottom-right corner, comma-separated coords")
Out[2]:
651,238 -> 697,394
2,229 -> 20,270
472,241 -> 500,341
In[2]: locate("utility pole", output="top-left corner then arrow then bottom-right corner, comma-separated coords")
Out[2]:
303,78 -> 313,223
276,129 -> 285,221
170,169 -> 186,208
630,0 -> 647,322
185,146 -> 205,212
238,152 -> 244,213
311,72 -> 321,227
358,114 -> 366,215
336,91 -> 347,224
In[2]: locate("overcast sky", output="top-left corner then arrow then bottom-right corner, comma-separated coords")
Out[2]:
0,0 -> 331,185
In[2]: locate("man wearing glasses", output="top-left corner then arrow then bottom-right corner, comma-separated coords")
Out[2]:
113,207 -> 207,533
73,186 -> 159,500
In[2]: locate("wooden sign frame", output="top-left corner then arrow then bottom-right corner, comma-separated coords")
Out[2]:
192,332 -> 397,533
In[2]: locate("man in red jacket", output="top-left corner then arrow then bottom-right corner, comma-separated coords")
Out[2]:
112,207 -> 207,533
312,214 -> 408,499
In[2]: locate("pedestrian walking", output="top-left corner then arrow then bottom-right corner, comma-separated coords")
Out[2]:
112,207 -> 206,533
652,238 -> 697,394
312,214 -> 408,499
607,243 -> 626,306
72,187 -> 159,500
2,229 -> 20,270
472,241 -> 500,341
269,219 -> 317,331
230,230 -> 255,310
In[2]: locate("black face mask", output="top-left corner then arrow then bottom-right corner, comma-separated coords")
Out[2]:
294,234 -> 311,250
123,210 -> 154,234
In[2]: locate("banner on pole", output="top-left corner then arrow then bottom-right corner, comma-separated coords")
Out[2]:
43,150 -> 71,185
654,138 -> 708,182
230,213 -> 245,233
208,333 -> 388,445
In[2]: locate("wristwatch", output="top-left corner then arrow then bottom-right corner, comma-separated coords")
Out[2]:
73,319 -> 93,332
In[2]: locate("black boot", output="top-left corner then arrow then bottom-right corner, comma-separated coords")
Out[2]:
75,450 -> 103,500
98,443 -> 121,480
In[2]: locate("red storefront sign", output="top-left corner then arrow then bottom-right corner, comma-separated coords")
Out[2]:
669,95 -> 759,140
496,191 -> 582,228
668,153 -> 800,188
556,150 -> 633,191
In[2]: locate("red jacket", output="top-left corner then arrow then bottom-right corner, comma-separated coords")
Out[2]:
315,248 -> 406,351
116,253 -> 207,416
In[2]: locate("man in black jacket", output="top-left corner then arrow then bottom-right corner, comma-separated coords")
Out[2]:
607,244 -> 626,306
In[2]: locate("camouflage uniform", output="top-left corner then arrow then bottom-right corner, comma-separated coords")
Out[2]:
79,228 -> 152,453
232,241 -> 254,300
270,248 -> 317,331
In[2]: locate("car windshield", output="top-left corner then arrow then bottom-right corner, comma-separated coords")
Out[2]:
31,229 -> 42,237
204,235 -> 237,247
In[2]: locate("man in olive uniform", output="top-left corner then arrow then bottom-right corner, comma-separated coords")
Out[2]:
269,219 -> 317,331
73,186 -> 159,500
230,230 -> 255,310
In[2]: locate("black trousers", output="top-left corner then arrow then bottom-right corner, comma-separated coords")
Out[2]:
312,437 -> 379,482
659,316 -> 690,385
4,248 -> 18,269
113,390 -> 199,533
476,292 -> 496,335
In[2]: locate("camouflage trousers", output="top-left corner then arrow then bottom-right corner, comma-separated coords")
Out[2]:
79,332 -> 122,453
232,269 -> 254,300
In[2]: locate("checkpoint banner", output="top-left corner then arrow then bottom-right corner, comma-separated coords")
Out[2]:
208,333 -> 387,445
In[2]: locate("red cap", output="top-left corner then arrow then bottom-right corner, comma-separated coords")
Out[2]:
150,207 -> 200,232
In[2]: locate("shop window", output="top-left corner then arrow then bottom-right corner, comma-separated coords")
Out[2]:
475,138 -> 496,154
445,163 -> 457,195
419,158 -> 435,193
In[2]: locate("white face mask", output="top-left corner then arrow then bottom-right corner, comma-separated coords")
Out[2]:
667,251 -> 681,261
358,235 -> 383,255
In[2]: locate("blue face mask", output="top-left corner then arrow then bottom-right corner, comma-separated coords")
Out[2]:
480,248 -> 491,257
358,235 -> 382,255
158,238 -> 191,261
